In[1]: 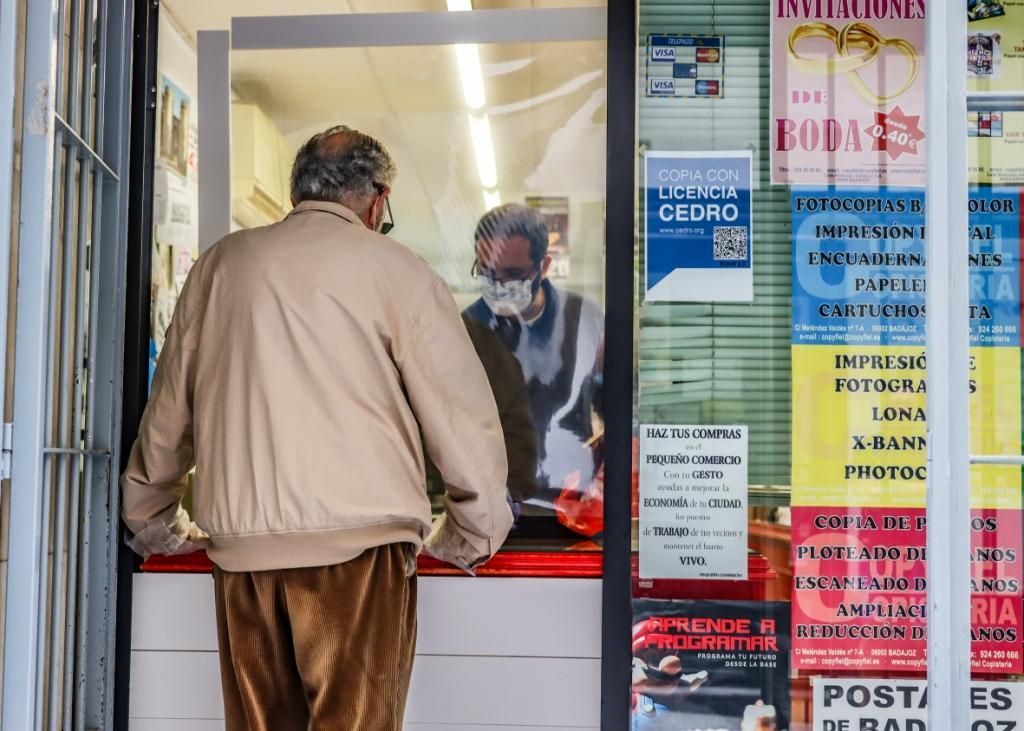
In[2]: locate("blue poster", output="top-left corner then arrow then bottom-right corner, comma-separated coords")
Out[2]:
644,151 -> 754,302
791,187 -> 1022,347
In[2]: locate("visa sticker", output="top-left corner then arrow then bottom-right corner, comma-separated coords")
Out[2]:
651,46 -> 675,62
649,78 -> 676,95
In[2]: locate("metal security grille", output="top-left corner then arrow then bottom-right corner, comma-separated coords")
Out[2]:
1,1 -> 132,729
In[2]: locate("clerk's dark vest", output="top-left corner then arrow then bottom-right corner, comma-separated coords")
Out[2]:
464,279 -> 603,512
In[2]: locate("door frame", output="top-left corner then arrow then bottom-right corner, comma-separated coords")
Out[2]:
117,4 -> 637,730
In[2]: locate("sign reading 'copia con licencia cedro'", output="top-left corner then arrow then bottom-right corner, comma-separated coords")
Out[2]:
644,151 -> 753,303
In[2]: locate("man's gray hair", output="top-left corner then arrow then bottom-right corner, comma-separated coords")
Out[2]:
290,125 -> 397,207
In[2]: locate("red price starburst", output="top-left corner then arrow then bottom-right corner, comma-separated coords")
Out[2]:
865,105 -> 925,160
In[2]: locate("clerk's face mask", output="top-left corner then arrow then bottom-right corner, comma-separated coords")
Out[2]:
478,272 -> 538,317
474,234 -> 544,317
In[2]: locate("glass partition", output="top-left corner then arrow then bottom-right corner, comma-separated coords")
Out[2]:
148,1 -> 608,554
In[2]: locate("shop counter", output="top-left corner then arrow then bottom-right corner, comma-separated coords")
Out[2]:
130,549 -> 603,730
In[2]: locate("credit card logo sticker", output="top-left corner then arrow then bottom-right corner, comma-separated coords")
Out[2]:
695,80 -> 721,96
650,79 -> 676,95
696,48 -> 721,63
673,63 -> 698,79
645,34 -> 725,99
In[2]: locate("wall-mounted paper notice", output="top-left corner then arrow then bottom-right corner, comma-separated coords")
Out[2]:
639,424 -> 748,580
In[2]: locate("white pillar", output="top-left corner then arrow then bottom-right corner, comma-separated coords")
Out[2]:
925,0 -> 971,727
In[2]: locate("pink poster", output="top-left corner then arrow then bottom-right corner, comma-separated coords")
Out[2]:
771,0 -> 927,185
791,506 -> 1023,673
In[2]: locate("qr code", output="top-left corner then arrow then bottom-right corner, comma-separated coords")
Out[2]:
713,226 -> 748,261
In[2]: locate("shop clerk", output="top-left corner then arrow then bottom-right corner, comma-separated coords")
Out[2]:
464,203 -> 605,520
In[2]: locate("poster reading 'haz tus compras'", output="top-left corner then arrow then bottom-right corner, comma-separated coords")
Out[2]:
772,0 -> 926,186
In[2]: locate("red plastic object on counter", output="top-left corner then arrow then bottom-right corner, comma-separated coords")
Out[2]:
554,469 -> 604,537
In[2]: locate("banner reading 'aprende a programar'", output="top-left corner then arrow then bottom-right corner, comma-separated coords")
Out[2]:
632,600 -> 790,731
772,0 -> 926,186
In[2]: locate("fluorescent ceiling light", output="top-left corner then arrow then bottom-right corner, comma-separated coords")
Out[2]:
468,113 -> 498,189
450,0 -> 498,211
454,44 -> 485,110
483,189 -> 502,211
449,0 -> 483,109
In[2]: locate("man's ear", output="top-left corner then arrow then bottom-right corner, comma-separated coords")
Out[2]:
540,254 -> 553,278
371,186 -> 390,228
354,193 -> 379,229
371,193 -> 387,229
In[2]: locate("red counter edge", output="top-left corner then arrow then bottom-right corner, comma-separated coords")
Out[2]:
141,550 -> 777,584
141,550 -> 605,578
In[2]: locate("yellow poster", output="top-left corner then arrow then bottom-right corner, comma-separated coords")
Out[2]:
791,344 -> 1021,509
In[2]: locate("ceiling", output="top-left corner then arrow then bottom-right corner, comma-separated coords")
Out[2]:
163,0 -> 608,297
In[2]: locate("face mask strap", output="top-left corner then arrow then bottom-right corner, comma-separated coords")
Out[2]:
529,267 -> 543,294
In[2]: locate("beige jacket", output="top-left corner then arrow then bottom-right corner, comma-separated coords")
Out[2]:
122,200 -> 513,572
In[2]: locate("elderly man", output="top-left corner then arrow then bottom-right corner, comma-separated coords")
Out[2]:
121,126 -> 513,730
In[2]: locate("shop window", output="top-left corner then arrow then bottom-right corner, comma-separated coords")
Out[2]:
146,1 -> 608,555
631,1 -> 1023,729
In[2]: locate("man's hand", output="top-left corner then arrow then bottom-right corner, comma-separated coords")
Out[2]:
126,506 -> 209,558
423,513 -> 481,576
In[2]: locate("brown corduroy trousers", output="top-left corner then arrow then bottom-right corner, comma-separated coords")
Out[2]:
213,543 -> 417,731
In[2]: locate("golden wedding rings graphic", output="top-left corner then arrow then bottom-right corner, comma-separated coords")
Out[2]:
787,21 -> 919,106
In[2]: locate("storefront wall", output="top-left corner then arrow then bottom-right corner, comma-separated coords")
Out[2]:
121,1 -> 1024,730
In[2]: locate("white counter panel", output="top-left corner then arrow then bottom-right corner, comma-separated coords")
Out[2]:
131,574 -> 602,658
129,573 -> 603,729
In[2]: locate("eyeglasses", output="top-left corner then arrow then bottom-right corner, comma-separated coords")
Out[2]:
470,260 -> 540,283
373,183 -> 394,235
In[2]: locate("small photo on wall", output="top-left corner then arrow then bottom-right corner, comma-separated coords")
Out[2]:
158,75 -> 191,178
970,0 -> 1007,21
969,32 -> 1003,78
